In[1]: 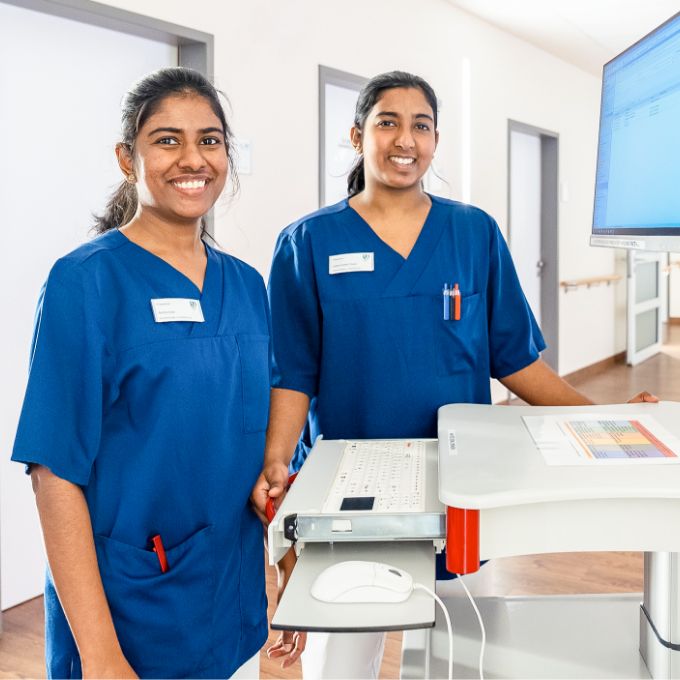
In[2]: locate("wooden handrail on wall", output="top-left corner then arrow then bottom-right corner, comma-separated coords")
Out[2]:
560,274 -> 622,293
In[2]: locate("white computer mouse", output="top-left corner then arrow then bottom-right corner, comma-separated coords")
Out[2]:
310,560 -> 414,603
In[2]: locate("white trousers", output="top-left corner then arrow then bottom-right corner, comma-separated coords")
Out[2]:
301,631 -> 386,680
230,652 -> 260,679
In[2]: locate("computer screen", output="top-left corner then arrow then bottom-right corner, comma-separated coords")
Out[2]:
591,12 -> 680,252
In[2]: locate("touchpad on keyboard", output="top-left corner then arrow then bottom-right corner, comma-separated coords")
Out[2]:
340,497 -> 375,511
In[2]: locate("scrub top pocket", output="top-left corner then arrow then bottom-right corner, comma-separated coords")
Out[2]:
236,333 -> 270,433
94,525 -> 215,679
436,292 -> 485,377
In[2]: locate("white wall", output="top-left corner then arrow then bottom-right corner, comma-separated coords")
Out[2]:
0,3 -> 176,609
2,0 -> 627,608
0,0 -> 644,606
92,0 -> 614,376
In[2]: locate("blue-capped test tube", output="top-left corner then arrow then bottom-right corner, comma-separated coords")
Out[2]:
443,283 -> 450,320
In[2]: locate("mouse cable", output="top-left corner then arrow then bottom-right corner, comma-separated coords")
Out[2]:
413,583 -> 453,680
456,573 -> 486,680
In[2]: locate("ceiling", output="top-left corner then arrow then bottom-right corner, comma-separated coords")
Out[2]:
446,0 -> 680,75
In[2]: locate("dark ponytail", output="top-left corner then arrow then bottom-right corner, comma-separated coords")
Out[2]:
97,179 -> 138,234
347,71 -> 438,197
94,67 -> 238,234
346,163 -> 365,199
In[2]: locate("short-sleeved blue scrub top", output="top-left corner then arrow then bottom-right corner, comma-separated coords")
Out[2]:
12,230 -> 269,679
269,195 -> 545,471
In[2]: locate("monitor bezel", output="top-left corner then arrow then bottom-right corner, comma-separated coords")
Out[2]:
591,10 -> 680,247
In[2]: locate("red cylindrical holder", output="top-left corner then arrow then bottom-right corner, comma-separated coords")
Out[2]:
446,506 -> 480,574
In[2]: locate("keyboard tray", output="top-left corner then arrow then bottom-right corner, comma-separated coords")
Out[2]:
267,439 -> 445,564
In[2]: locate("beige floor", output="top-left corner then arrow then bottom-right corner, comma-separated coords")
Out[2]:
3,327 -> 680,679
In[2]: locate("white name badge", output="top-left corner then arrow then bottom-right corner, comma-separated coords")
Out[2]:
329,252 -> 374,275
150,298 -> 205,323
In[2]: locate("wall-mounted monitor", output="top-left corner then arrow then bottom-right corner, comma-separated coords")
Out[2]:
591,12 -> 680,252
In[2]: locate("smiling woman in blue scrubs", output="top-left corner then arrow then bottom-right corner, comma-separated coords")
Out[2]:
252,71 -> 656,678
11,69 -> 269,679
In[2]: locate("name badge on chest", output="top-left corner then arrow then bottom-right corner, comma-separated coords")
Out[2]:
329,252 -> 374,275
150,298 -> 205,323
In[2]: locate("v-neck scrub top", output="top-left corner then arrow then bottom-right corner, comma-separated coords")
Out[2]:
12,230 -> 269,679
269,195 -> 546,472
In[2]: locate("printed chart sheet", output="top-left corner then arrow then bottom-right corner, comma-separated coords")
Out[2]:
523,414 -> 680,465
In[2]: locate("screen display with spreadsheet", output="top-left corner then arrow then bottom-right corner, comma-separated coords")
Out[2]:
591,12 -> 680,252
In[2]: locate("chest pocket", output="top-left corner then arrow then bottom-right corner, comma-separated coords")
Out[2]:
236,333 -> 271,433
436,292 -> 486,377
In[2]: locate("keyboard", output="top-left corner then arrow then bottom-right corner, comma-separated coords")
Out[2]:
322,440 -> 426,513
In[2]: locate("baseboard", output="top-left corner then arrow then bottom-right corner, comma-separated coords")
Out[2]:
562,351 -> 626,384
668,317 -> 680,326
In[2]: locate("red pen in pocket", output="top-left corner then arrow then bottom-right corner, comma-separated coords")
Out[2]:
453,283 -> 461,321
151,534 -> 169,573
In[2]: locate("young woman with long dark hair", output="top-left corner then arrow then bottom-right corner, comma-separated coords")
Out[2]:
13,68 -> 269,679
256,70 -> 655,678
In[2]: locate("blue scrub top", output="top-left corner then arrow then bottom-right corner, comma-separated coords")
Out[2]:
12,230 -> 269,679
269,195 -> 545,469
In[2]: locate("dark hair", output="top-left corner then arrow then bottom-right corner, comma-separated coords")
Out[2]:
347,71 -> 438,197
94,67 -> 238,235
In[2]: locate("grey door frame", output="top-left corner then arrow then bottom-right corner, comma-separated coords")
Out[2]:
507,119 -> 560,372
1,0 -> 213,73
318,65 -> 368,208
0,0 -> 215,232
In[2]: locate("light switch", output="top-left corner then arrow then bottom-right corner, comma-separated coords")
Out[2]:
236,139 -> 252,175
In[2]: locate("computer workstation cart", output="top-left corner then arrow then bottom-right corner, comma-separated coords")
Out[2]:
269,402 -> 680,678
